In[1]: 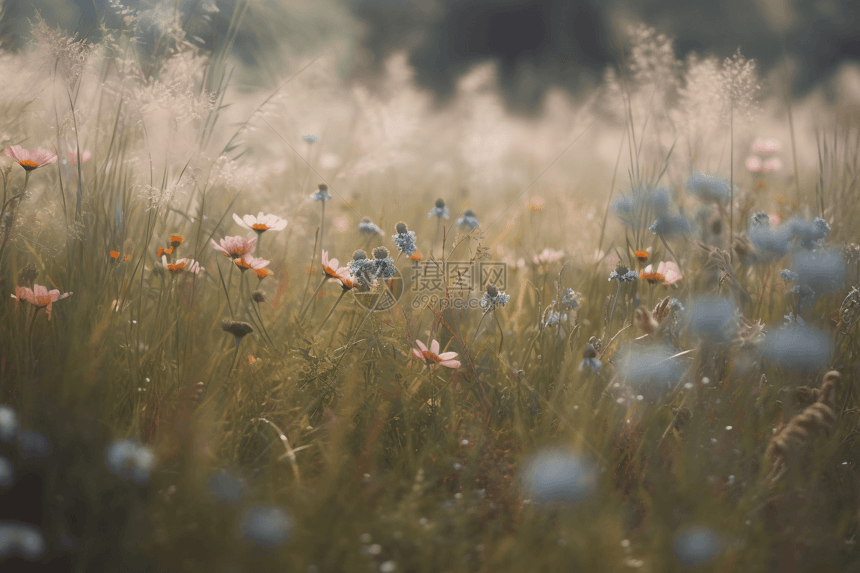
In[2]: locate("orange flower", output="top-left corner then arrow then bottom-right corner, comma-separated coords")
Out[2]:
158,246 -> 174,257
122,254 -> 131,262
110,250 -> 120,260
169,235 -> 183,248
234,254 -> 270,272
255,268 -> 273,281
639,265 -> 666,284
14,284 -> 72,320
635,250 -> 649,263
166,260 -> 187,272
409,251 -> 424,261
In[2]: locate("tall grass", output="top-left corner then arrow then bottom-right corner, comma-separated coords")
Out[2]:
0,13 -> 858,573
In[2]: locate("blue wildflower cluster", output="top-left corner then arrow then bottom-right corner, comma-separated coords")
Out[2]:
609,266 -> 639,282
456,209 -> 480,230
106,439 -> 156,485
480,284 -> 510,311
685,296 -> 738,344
0,522 -> 46,562
240,505 -> 293,548
428,198 -> 449,219
579,343 -> 601,373
780,269 -> 798,282
358,218 -> 384,236
521,448 -> 596,503
560,288 -> 580,311
747,214 -> 834,263
612,185 -> 692,237
312,183 -> 332,202
392,222 -> 417,256
763,322 -> 833,372
686,172 -> 733,205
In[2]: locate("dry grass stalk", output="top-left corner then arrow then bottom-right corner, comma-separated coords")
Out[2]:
764,371 -> 841,486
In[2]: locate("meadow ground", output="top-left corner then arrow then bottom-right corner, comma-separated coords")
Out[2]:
0,10 -> 860,573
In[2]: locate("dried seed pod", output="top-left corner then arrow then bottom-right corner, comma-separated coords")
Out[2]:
765,371 -> 841,486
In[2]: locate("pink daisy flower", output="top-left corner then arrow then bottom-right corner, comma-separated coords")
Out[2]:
67,150 -> 92,165
321,250 -> 343,279
412,339 -> 461,370
4,146 -> 58,171
13,284 -> 72,320
752,138 -> 780,155
211,236 -> 257,259
745,156 -> 762,172
232,212 -> 288,233
333,267 -> 359,290
656,261 -> 683,287
533,248 -> 564,266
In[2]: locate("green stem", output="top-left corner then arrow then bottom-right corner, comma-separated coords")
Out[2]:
316,289 -> 347,335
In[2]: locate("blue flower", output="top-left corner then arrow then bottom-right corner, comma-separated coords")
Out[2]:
428,198 -> 449,219
792,249 -> 846,294
17,430 -> 52,462
208,471 -> 245,504
609,266 -> 639,282
392,222 -> 417,256
780,269 -> 798,282
0,406 -> 17,443
686,172 -> 732,205
650,212 -> 693,237
312,184 -> 332,202
560,288 -> 580,311
358,218 -> 384,236
788,216 -> 830,249
302,135 -> 319,144
480,285 -> 510,311
674,526 -> 721,565
240,506 -> 292,548
456,209 -> 480,230
748,214 -> 792,261
578,357 -> 602,373
612,186 -> 675,230
521,449 -> 596,503
685,296 -> 738,344
616,344 -> 685,399
106,439 -> 156,485
0,522 -> 46,561
762,323 -> 833,372
544,311 -> 560,328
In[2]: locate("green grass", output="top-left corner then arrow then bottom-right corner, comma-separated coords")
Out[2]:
0,12 -> 859,573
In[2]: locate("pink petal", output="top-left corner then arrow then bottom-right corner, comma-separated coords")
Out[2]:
415,340 -> 428,352
439,360 -> 460,369
329,258 -> 339,270
437,352 -> 458,360
4,146 -> 25,162
412,349 -> 426,362
430,339 -> 440,355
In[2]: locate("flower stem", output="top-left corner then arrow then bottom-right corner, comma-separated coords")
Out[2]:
606,280 -> 622,342
316,289 -> 347,335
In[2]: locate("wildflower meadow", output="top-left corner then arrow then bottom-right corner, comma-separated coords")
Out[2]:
1,6 -> 859,573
